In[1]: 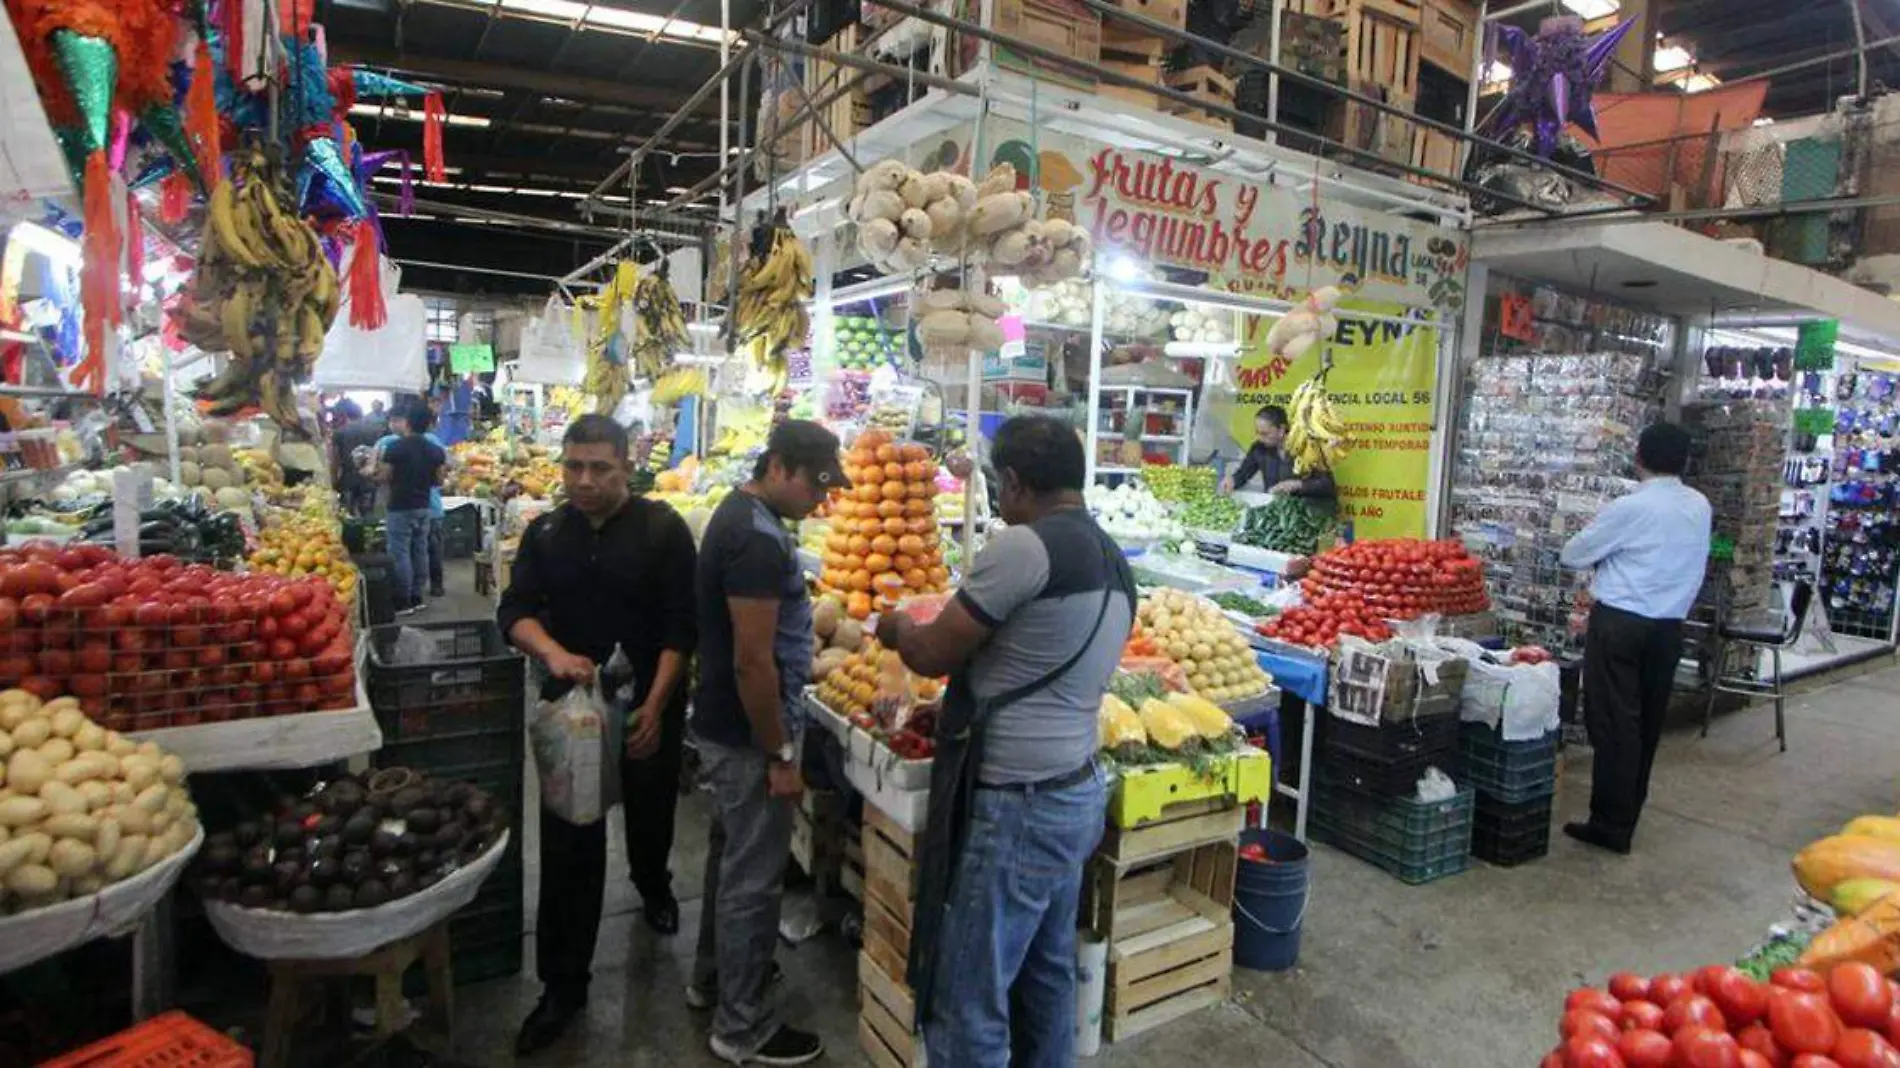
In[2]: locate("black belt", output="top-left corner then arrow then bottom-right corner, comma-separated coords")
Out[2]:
977,761 -> 1095,793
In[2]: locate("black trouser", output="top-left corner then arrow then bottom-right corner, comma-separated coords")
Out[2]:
1583,603 -> 1682,846
535,697 -> 686,1003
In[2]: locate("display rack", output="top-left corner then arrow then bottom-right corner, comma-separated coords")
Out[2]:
1824,364 -> 1900,644
1092,385 -> 1196,479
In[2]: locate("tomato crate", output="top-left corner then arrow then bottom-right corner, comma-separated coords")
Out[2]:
39,1011 -> 252,1068
365,620 -> 525,745
1457,723 -> 1559,804
1310,777 -> 1472,885
1470,793 -> 1551,867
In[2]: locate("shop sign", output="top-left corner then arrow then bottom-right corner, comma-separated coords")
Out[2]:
449,343 -> 495,374
938,117 -> 1470,313
1229,299 -> 1440,540
1795,320 -> 1838,371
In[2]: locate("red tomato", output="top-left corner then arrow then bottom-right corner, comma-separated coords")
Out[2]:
0,597 -> 18,632
1886,1003 -> 1900,1049
1833,1030 -> 1900,1068
54,582 -> 108,612
1565,1011 -> 1623,1043
311,647 -> 349,676
1564,1036 -> 1628,1068
279,612 -> 310,639
1739,1022 -> 1787,1065
1742,1053 -> 1777,1068
1698,966 -> 1738,995
251,660 -> 279,685
39,617 -> 72,650
68,673 -> 107,697
268,590 -> 297,618
259,617 -> 280,641
19,593 -> 55,624
1619,1030 -> 1675,1068
1773,993 -> 1845,1055
1677,1028 -> 1744,1068
1777,971 -> 1829,995
0,655 -> 31,681
171,625 -> 204,649
1544,1053 -> 1567,1068
1791,1058 -> 1844,1068
162,650 -> 194,672
36,648 -> 72,676
110,653 -> 142,677
1668,995 -> 1728,1035
200,644 -> 227,667
1610,974 -> 1654,1004
1622,1002 -> 1668,1033
76,642 -> 110,674
19,676 -> 60,700
292,682 -> 320,706
1715,971 -> 1773,1030
1831,965 -> 1895,1030
282,658 -> 312,682
269,639 -> 298,661
131,602 -> 167,628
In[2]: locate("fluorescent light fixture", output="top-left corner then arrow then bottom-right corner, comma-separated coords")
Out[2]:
1163,341 -> 1240,359
687,322 -> 721,335
1481,60 -> 1512,89
1107,255 -> 1142,282
349,102 -> 492,128
1653,44 -> 1693,73
387,213 -> 441,221
1561,0 -> 1618,17
1753,116 -> 1776,127
672,353 -> 730,366
425,0 -> 734,43
8,222 -> 80,268
379,159 -> 460,176
666,185 -> 692,194
466,184 -> 516,194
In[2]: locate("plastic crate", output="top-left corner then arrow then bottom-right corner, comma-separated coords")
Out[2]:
443,505 -> 481,560
39,1012 -> 252,1067
1458,724 -> 1559,804
1471,793 -> 1552,867
1310,778 -> 1473,885
366,620 -> 525,747
1314,711 -> 1459,796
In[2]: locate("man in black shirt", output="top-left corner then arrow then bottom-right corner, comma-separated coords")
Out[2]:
1221,404 -> 1336,501
377,404 -> 446,614
497,414 -> 699,1056
689,420 -> 844,1067
332,407 -> 382,517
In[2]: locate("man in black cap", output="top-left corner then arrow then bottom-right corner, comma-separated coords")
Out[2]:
688,420 -> 847,1066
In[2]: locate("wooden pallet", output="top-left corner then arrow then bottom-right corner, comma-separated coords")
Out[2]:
800,24 -> 868,160
1162,65 -> 1237,130
1096,796 -> 1246,869
841,831 -> 866,903
1085,841 -> 1238,1043
859,806 -> 920,1064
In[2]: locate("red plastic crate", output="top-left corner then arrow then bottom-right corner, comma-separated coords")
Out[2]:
38,1012 -> 251,1067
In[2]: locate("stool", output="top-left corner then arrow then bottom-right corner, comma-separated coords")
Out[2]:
1703,579 -> 1813,753
260,924 -> 454,1068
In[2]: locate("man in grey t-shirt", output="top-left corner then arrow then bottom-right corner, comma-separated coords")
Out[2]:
877,415 -> 1134,1066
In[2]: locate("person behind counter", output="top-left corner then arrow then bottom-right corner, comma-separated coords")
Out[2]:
1220,404 -> 1336,500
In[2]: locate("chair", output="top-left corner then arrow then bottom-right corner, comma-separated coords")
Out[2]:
1702,580 -> 1814,752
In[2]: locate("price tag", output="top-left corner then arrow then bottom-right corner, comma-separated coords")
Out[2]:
1498,292 -> 1535,342
111,468 -> 154,559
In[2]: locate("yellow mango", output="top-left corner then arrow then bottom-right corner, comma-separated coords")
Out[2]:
1830,878 -> 1900,917
1842,816 -> 1900,843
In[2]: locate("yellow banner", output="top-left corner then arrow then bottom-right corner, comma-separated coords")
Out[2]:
1228,300 -> 1439,540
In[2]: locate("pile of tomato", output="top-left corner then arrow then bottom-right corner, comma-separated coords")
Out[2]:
0,542 -> 356,731
1300,537 -> 1490,619
1254,595 -> 1393,650
1546,963 -> 1900,1068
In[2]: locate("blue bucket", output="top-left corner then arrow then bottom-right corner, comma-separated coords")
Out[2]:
1232,829 -> 1309,971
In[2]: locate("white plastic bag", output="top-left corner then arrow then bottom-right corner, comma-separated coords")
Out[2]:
516,296 -> 586,385
1460,658 -> 1561,741
530,677 -> 620,824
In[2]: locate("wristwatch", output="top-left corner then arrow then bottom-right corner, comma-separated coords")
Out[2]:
774,741 -> 797,765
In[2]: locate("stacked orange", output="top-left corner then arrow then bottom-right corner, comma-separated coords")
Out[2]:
819,428 -> 951,620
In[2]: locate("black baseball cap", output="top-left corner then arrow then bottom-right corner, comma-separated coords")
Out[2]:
767,420 -> 851,488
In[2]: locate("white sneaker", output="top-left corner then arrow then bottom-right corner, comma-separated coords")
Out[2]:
709,1025 -> 824,1066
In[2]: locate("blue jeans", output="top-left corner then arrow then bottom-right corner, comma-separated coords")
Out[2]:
386,508 -> 430,607
925,767 -> 1107,1068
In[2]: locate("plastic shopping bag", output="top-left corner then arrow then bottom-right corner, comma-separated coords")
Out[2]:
530,673 -> 620,825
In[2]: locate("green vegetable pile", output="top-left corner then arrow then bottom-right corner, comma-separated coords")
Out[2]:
1210,591 -> 1276,618
1735,933 -> 1809,982
1237,496 -> 1334,555
1145,466 -> 1242,533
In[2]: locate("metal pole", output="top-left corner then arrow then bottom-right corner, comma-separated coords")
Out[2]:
1482,0 -> 1549,20
1476,189 -> 1900,228
719,0 -> 731,227
162,347 -> 180,488
392,258 -> 605,283
1460,0 -> 1488,179
584,44 -> 757,206
1085,276 -> 1105,483
1848,0 -> 1870,99
724,49 -> 757,340
1066,0 -> 1656,206
1720,30 -> 1900,89
1265,0 -> 1282,148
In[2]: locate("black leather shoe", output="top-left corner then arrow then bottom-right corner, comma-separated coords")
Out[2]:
515,996 -> 582,1056
1563,821 -> 1632,855
642,893 -> 680,935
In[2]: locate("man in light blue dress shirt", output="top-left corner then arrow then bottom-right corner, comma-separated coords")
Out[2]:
1558,422 -> 1712,854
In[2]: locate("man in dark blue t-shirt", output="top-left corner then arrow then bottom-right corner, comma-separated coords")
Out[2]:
688,420 -> 844,1067
377,403 -> 446,613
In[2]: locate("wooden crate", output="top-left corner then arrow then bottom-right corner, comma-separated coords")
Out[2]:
841,831 -> 866,903
1308,0 -> 1421,97
1419,0 -> 1476,77
859,951 -> 923,1068
859,806 -> 917,986
1100,0 -> 1184,62
1085,841 -> 1238,1042
1100,56 -> 1167,108
1324,80 -> 1418,168
1163,65 -> 1236,130
801,24 -> 867,160
1096,795 -> 1246,869
983,0 -> 1102,88
1409,127 -> 1460,182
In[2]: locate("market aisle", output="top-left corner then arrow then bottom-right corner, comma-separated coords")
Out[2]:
428,569 -> 1897,1067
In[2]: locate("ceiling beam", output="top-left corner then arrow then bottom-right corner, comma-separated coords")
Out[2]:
327,40 -> 722,116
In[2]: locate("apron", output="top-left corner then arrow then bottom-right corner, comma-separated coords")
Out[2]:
906,545 -> 1118,1030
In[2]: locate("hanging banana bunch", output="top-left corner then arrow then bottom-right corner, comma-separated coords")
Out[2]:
1283,370 -> 1352,476
581,261 -> 638,414
173,151 -> 341,439
652,365 -> 709,406
632,262 -> 689,379
733,209 -> 813,396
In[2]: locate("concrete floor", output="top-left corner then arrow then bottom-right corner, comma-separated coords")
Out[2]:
423,562 -> 1900,1068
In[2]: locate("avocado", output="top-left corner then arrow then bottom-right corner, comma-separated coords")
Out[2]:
219,876 -> 245,902
312,815 -> 341,839
311,834 -> 342,860
443,783 -> 473,806
289,885 -> 321,913
414,850 -> 438,873
391,787 -> 427,815
273,820 -> 305,850
432,825 -> 462,852
233,820 -> 264,848
308,854 -> 339,887
464,796 -> 494,826
203,841 -> 240,875
238,883 -> 272,908
343,810 -> 377,846
370,828 -> 401,858
323,883 -> 355,912
388,870 -> 417,898
272,859 -> 303,895
241,848 -> 273,883
406,808 -> 441,836
340,850 -> 371,885
354,879 -> 389,908
291,802 -> 319,824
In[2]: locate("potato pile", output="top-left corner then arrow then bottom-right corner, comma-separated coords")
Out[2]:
812,640 -> 943,726
0,692 -> 197,915
1137,589 -> 1275,703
